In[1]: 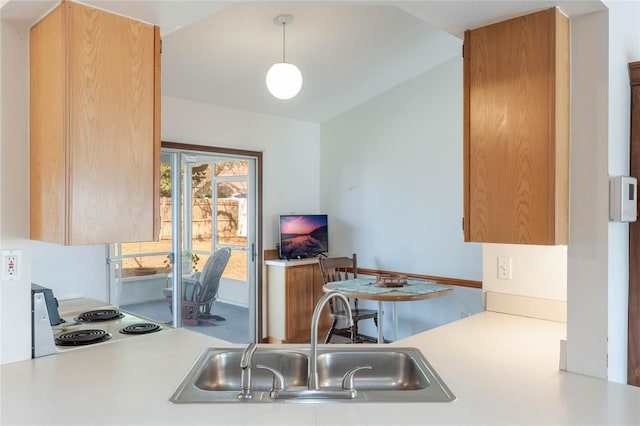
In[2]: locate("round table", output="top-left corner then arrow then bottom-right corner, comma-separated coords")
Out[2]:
323,280 -> 453,343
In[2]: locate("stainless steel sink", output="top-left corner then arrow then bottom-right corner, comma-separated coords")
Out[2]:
316,350 -> 429,391
194,349 -> 308,392
170,346 -> 455,403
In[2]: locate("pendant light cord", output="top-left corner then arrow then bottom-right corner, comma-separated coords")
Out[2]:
282,21 -> 286,63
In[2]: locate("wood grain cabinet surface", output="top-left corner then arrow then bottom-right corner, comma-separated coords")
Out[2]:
463,8 -> 569,245
267,262 -> 330,343
30,0 -> 161,245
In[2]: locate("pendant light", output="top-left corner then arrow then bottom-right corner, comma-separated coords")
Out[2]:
266,14 -> 302,100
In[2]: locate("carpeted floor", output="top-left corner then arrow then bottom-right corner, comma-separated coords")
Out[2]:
121,299 -> 250,344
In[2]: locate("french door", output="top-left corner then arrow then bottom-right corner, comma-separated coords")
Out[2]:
109,144 -> 261,343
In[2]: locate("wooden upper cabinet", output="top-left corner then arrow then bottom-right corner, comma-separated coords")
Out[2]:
30,0 -> 161,245
463,8 -> 569,245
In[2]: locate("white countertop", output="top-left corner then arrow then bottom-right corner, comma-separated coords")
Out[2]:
2,312 -> 638,425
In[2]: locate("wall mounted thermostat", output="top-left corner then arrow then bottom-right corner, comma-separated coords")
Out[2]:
609,176 -> 637,222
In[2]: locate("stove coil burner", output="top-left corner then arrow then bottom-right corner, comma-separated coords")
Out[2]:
55,329 -> 112,346
119,323 -> 162,335
76,309 -> 124,322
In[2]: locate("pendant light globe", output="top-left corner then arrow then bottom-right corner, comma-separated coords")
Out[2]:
266,62 -> 302,100
266,14 -> 302,100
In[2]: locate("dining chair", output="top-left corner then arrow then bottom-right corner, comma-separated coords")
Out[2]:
319,253 -> 379,343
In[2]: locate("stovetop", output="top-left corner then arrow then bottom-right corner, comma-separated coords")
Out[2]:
51,300 -> 168,351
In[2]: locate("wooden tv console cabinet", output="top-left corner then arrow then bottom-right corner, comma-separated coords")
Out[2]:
265,258 -> 331,343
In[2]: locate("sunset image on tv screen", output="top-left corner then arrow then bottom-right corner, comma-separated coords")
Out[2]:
279,215 -> 328,258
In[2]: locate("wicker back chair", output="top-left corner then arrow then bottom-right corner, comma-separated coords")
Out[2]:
164,247 -> 231,325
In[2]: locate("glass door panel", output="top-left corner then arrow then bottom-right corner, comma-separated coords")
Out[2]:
183,155 -> 256,343
216,179 -> 248,282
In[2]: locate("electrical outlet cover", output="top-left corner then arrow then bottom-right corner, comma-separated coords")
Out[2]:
2,249 -> 22,281
497,256 -> 512,280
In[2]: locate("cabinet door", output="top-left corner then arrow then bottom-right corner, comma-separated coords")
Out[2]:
30,4 -> 66,243
67,2 -> 160,244
463,8 -> 569,245
284,266 -> 315,342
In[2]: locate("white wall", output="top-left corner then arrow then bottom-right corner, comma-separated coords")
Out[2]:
31,242 -> 108,301
483,244 -> 567,301
567,7 -> 613,382
604,0 -> 640,384
162,96 -> 322,249
320,56 -> 484,338
321,56 -> 481,280
0,20 -> 32,364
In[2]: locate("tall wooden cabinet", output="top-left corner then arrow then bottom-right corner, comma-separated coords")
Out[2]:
266,259 -> 330,343
463,8 -> 569,245
30,0 -> 161,245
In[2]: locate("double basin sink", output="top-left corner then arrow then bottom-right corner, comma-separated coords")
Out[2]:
170,346 -> 455,403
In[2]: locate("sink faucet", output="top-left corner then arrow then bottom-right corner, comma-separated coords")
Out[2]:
250,295 -> 370,400
237,342 -> 258,399
309,291 -> 353,390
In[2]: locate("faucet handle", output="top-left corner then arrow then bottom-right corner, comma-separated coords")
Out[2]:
256,364 -> 286,391
341,365 -> 372,391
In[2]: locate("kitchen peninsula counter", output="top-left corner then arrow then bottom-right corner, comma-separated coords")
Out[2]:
2,312 -> 638,426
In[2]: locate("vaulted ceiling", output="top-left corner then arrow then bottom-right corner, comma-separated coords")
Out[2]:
2,1 -> 605,123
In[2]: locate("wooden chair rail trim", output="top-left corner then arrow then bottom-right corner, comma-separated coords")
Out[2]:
357,268 -> 482,289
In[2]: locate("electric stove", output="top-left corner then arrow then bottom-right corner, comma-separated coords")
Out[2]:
51,299 -> 168,352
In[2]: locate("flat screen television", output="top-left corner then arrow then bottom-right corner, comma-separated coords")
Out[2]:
279,214 -> 328,259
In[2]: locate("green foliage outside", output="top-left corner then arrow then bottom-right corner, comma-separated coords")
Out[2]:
159,163 -> 211,198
